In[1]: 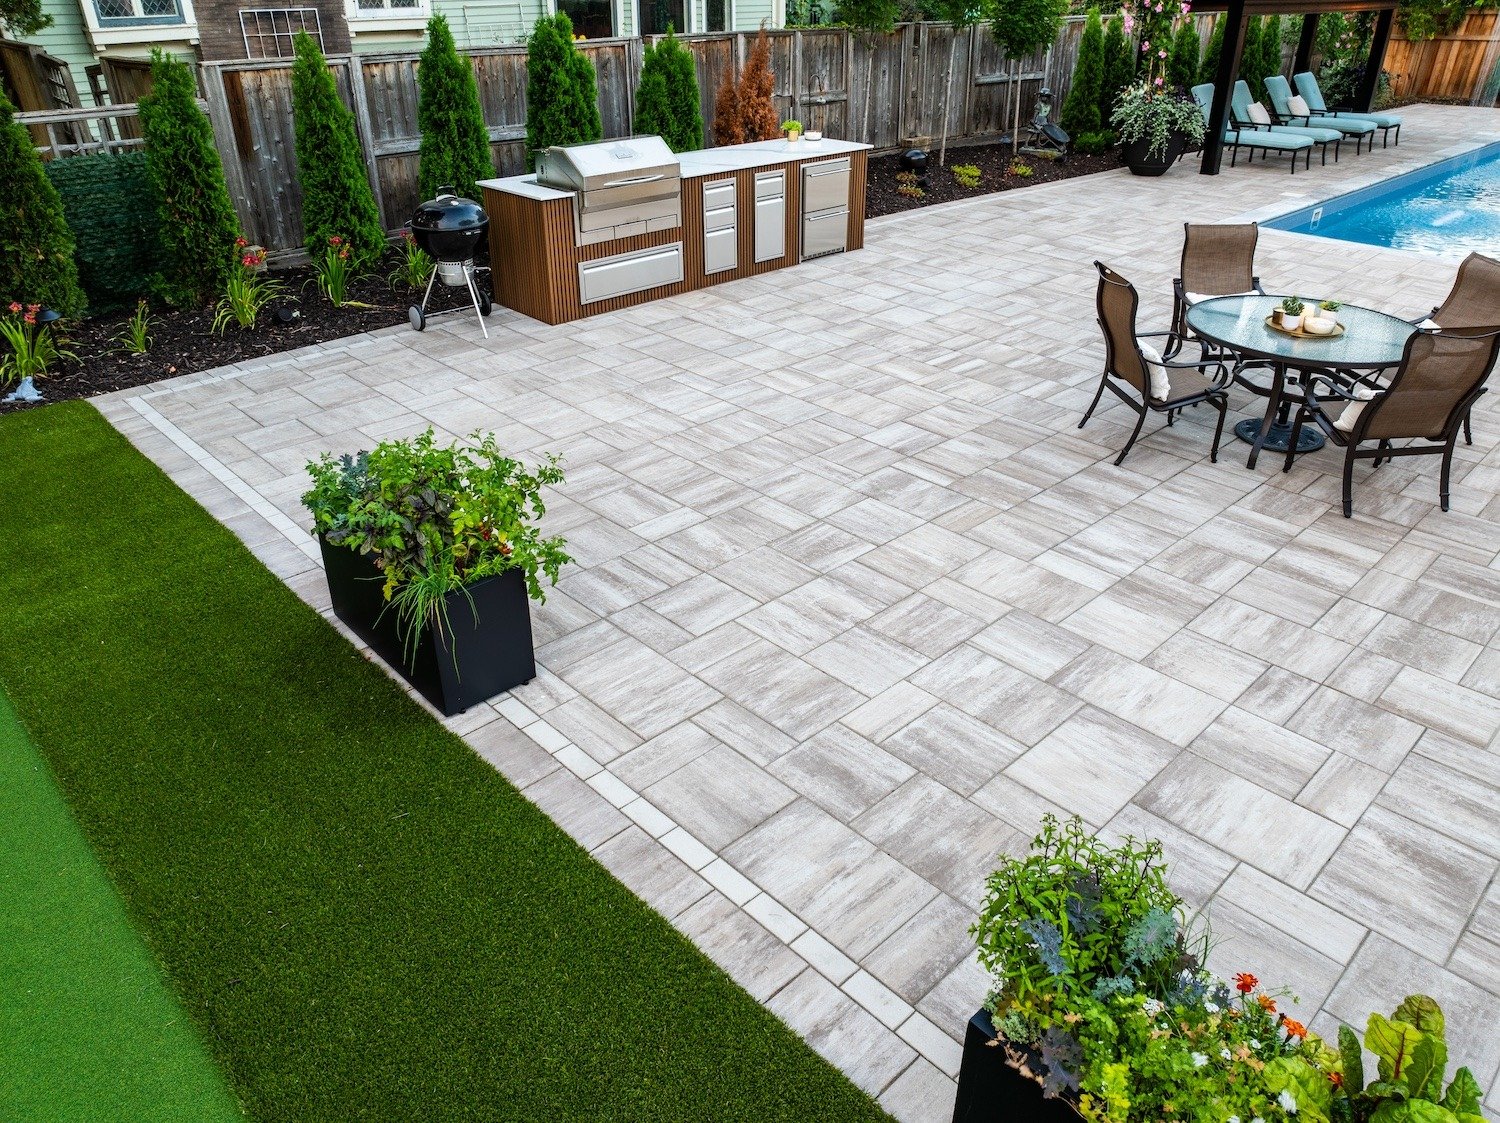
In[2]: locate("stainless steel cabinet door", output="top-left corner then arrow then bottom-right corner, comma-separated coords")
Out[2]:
578,243 -> 685,304
754,171 -> 786,264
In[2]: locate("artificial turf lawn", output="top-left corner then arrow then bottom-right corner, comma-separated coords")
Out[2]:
0,402 -> 894,1122
0,691 -> 244,1122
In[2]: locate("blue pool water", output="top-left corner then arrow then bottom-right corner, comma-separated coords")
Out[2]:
1266,142 -> 1500,260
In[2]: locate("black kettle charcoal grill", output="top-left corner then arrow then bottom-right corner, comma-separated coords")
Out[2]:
408,188 -> 493,337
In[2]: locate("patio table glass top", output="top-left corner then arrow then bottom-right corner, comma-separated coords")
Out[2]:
1186,294 -> 1416,369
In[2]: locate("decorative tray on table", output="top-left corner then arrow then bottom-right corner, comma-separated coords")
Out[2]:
1265,315 -> 1345,340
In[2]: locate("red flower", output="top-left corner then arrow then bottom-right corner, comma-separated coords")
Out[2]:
1329,1072 -> 1344,1088
1234,973 -> 1258,994
26,303 -> 39,314
235,236 -> 248,248
23,311 -> 36,325
329,236 -> 343,246
7,301 -> 19,313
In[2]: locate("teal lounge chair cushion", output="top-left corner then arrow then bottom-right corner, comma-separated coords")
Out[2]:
1294,72 -> 1403,128
1232,80 -> 1343,144
1191,83 -> 1311,148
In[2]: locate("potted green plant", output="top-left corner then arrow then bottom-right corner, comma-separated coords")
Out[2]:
1276,296 -> 1306,331
783,119 -> 803,143
1111,82 -> 1207,175
1318,298 -> 1342,325
302,428 -> 570,715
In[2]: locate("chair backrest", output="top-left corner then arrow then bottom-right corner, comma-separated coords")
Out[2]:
1264,75 -> 1296,117
1230,80 -> 1256,122
1434,252 -> 1500,329
1191,83 -> 1234,140
1293,72 -> 1328,111
1094,261 -> 1148,396
1359,328 -> 1500,441
1179,223 -> 1258,298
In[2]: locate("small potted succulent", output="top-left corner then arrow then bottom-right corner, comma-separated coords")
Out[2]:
1275,296 -> 1306,332
783,119 -> 803,143
303,428 -> 570,715
1318,298 -> 1342,325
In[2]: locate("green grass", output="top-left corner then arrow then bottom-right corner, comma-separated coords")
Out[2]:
0,402 -> 892,1122
0,690 -> 244,1122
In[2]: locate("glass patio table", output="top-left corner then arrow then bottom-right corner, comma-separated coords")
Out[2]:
1185,295 -> 1416,469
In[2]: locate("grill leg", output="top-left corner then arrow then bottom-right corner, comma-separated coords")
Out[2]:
463,265 -> 490,340
420,269 -> 438,314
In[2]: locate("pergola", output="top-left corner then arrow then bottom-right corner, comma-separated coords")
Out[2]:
1191,0 -> 1401,173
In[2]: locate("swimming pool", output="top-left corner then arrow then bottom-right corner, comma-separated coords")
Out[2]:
1266,142 -> 1500,260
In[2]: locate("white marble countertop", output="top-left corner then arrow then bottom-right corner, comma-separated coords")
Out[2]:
479,137 -> 871,199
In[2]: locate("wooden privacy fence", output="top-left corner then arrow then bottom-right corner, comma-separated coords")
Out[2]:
196,22 -> 1087,255
1385,11 -> 1500,103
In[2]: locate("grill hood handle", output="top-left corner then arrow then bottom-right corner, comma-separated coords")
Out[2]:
603,174 -> 667,187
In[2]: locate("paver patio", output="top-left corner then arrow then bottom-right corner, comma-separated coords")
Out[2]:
97,103 -> 1499,1121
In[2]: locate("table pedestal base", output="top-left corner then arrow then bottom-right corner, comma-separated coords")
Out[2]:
1234,417 -> 1325,454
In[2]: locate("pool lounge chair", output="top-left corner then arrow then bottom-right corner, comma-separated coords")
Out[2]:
1265,76 -> 1376,154
1293,72 -> 1402,147
1191,84 -> 1316,174
1231,80 -> 1342,166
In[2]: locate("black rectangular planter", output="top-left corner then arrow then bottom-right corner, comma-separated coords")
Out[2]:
319,537 -> 536,716
952,1011 -> 1079,1123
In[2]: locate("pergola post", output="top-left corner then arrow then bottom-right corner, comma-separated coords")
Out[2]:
1354,6 -> 1395,110
1200,0 -> 1248,174
1293,13 -> 1319,74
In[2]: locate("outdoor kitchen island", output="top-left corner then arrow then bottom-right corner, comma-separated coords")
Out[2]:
480,136 -> 870,325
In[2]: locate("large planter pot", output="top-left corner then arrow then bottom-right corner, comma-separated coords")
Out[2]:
952,1010 -> 1079,1123
1122,131 -> 1187,176
319,536 -> 536,716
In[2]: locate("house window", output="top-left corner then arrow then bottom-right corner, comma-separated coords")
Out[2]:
92,0 -> 186,23
240,7 -> 323,56
638,0 -> 684,35
556,0 -> 612,38
352,0 -> 426,14
704,0 -> 726,31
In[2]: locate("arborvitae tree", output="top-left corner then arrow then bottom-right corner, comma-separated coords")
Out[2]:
525,12 -> 601,170
0,91 -> 84,316
1199,14 -> 1225,85
138,49 -> 241,305
1259,15 -> 1285,92
1167,18 -> 1201,91
1237,15 -> 1262,99
712,61 -> 743,145
291,31 -> 385,269
634,29 -> 701,151
1061,7 -> 1105,137
417,15 -> 491,199
0,0 -> 50,35
1100,15 -> 1134,127
738,29 -> 780,142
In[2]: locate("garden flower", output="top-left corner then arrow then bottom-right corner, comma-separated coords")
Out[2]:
1234,973 -> 1258,993
1257,994 -> 1277,1013
1279,1089 -> 1298,1113
1192,1052 -> 1209,1067
7,302 -> 20,313
1282,1018 -> 1308,1039
1205,1000 -> 1220,1014
1329,1072 -> 1344,1088
1221,1047 -> 1232,1061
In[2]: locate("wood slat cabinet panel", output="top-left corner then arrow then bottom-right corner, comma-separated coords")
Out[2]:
485,149 -> 867,326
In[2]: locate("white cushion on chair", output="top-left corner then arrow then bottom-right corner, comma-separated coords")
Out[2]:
1418,317 -> 1440,329
1139,340 -> 1171,401
1185,290 -> 1257,305
1334,383 -> 1379,432
1288,94 -> 1313,117
1247,101 -> 1272,125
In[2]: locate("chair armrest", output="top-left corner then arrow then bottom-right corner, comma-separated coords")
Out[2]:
1306,371 -> 1376,404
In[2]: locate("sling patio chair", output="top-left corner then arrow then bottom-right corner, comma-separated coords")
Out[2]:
1283,327 -> 1499,516
1293,72 -> 1403,147
1167,222 -> 1266,360
1265,76 -> 1376,154
1414,251 -> 1500,444
1231,80 -> 1343,166
1082,261 -> 1231,466
1191,84 -> 1316,174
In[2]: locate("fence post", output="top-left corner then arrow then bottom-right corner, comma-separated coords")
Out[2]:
198,62 -> 259,242
343,54 -> 389,229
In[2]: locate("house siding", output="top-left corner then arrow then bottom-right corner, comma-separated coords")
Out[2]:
29,0 -> 101,98
732,0 -> 769,32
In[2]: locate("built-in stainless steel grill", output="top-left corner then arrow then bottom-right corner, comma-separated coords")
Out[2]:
535,136 -> 682,246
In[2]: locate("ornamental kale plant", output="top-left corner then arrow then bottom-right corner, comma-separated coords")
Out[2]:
303,429 -> 570,653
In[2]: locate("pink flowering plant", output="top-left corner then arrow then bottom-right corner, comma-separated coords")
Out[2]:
0,301 -> 74,387
213,238 -> 283,333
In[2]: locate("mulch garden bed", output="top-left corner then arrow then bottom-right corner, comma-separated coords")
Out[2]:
866,139 -> 1124,218
8,146 -> 1123,411
1,254 -> 478,413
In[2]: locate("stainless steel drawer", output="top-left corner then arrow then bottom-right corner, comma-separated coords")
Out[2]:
755,170 -> 785,200
704,227 -> 737,275
704,204 -> 736,233
578,243 -> 684,304
802,158 -> 850,214
703,179 -> 735,209
801,208 -> 847,261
